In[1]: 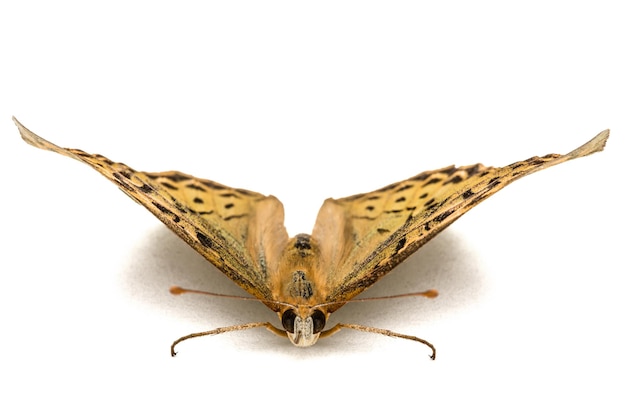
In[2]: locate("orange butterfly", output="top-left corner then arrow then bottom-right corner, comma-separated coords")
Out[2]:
15,117 -> 609,359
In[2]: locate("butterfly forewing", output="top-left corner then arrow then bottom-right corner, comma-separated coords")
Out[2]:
313,130 -> 609,306
14,118 -> 287,303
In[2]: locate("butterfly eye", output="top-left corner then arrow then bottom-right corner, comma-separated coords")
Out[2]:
281,309 -> 297,333
311,310 -> 326,334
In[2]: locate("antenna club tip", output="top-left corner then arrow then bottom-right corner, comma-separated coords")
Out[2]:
424,289 -> 438,298
170,286 -> 184,295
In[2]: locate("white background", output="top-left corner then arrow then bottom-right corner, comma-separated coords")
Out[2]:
1,1 -> 624,415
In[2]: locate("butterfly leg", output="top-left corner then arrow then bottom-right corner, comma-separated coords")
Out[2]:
170,322 -> 286,356
321,323 -> 436,360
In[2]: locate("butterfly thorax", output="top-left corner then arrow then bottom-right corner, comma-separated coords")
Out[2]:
272,233 -> 330,347
272,233 -> 327,304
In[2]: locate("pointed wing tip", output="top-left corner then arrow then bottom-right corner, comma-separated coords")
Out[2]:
595,128 -> 610,150
13,116 -> 39,146
13,117 -> 60,152
12,116 -> 26,136
567,128 -> 610,159
590,128 -> 610,151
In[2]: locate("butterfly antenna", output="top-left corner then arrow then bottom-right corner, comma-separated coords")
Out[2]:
323,323 -> 436,360
170,286 -> 256,300
170,322 -> 286,357
349,289 -> 438,302
169,286 -> 294,309
315,289 -> 438,309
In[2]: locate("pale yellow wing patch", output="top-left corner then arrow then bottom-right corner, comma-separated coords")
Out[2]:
313,130 -> 609,308
14,117 -> 289,304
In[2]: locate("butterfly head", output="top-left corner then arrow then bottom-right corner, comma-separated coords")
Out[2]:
280,308 -> 327,347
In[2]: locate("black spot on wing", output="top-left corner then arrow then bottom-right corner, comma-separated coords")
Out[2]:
152,202 -> 181,223
433,210 -> 453,223
73,150 -> 91,157
424,177 -> 442,186
160,182 -> 178,191
466,164 -> 483,176
186,183 -> 206,191
137,184 -> 154,193
112,172 -> 135,192
395,236 -> 407,253
200,180 -> 226,190
94,154 -> 114,164
441,166 -> 457,176
443,175 -> 463,185
223,214 -> 247,221
487,177 -> 501,190
165,173 -> 191,182
411,170 -> 435,181
189,208 -> 213,215
462,189 -> 475,199
396,184 -> 414,192
220,193 -> 241,199
196,231 -> 213,248
173,200 -> 189,214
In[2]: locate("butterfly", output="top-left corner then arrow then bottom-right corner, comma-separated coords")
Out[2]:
14,117 -> 609,359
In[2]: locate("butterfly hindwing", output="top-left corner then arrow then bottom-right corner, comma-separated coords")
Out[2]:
313,130 -> 610,307
14,118 -> 288,303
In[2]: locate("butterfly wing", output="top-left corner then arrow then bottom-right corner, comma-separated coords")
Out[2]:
312,130 -> 609,310
14,118 -> 289,304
